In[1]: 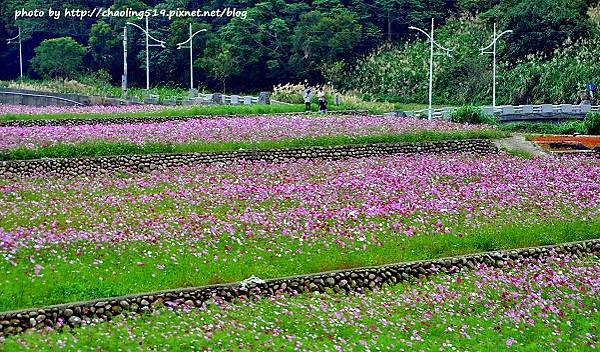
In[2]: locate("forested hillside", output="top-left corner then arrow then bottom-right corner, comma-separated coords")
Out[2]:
0,0 -> 599,104
343,0 -> 600,105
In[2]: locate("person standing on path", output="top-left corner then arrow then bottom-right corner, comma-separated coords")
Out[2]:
303,89 -> 312,111
317,89 -> 327,113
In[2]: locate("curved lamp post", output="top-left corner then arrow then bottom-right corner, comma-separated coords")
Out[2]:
409,18 -> 452,121
480,23 -> 512,111
176,24 -> 207,92
125,16 -> 166,91
7,27 -> 23,80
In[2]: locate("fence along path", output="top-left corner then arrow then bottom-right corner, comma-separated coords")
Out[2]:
404,104 -> 600,121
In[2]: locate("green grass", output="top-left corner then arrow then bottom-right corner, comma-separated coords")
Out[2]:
500,146 -> 535,159
331,101 -> 440,114
0,217 -> 597,312
0,130 -> 507,161
496,112 -> 600,136
499,120 -> 588,135
393,103 -> 432,111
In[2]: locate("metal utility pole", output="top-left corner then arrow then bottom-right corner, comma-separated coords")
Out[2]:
145,16 -> 149,91
409,18 -> 452,121
122,26 -> 128,97
7,27 -> 23,80
176,23 -> 207,91
480,23 -> 512,111
126,16 -> 166,91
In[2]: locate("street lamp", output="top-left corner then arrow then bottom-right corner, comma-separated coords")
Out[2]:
125,16 -> 166,91
7,27 -> 23,80
480,23 -> 512,111
409,18 -> 452,121
122,26 -> 128,97
176,23 -> 207,92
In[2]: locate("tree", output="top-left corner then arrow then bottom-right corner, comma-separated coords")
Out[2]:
290,8 -> 362,81
89,21 -> 121,81
216,2 -> 293,90
455,0 -> 496,15
197,42 -> 240,93
0,0 -> 596,93
30,37 -> 86,79
483,0 -> 593,62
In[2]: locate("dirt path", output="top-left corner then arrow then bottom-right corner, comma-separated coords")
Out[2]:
493,133 -> 547,157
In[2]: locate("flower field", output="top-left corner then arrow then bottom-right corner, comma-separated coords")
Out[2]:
2,254 -> 598,350
0,103 -> 307,122
0,115 -> 504,161
1,115 -> 493,151
0,104 -> 167,117
1,152 -> 598,311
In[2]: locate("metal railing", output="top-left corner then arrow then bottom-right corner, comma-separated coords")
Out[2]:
404,104 -> 600,120
485,104 -> 600,115
405,107 -> 455,119
176,94 -> 260,106
140,93 -> 262,106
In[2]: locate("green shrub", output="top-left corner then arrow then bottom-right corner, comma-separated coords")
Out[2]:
583,112 -> 600,135
499,120 -> 586,134
30,37 -> 86,79
450,106 -> 496,125
555,120 -> 587,135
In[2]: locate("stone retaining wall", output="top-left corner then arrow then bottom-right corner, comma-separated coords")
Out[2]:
1,239 -> 598,337
0,140 -> 499,178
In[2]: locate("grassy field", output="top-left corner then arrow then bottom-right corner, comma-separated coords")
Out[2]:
0,218 -> 597,312
499,120 -> 588,135
499,146 -> 535,159
0,130 -> 505,161
2,254 -> 598,350
0,153 -> 598,311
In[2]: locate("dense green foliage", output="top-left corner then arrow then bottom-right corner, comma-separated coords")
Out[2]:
30,37 -> 86,79
1,0 -> 599,98
0,0 -> 596,95
499,121 -> 587,135
345,7 -> 600,105
498,112 -> 600,135
584,112 -> 600,134
487,0 -> 592,61
499,38 -> 600,105
450,105 -> 496,125
345,18 -> 494,104
0,0 -> 458,91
